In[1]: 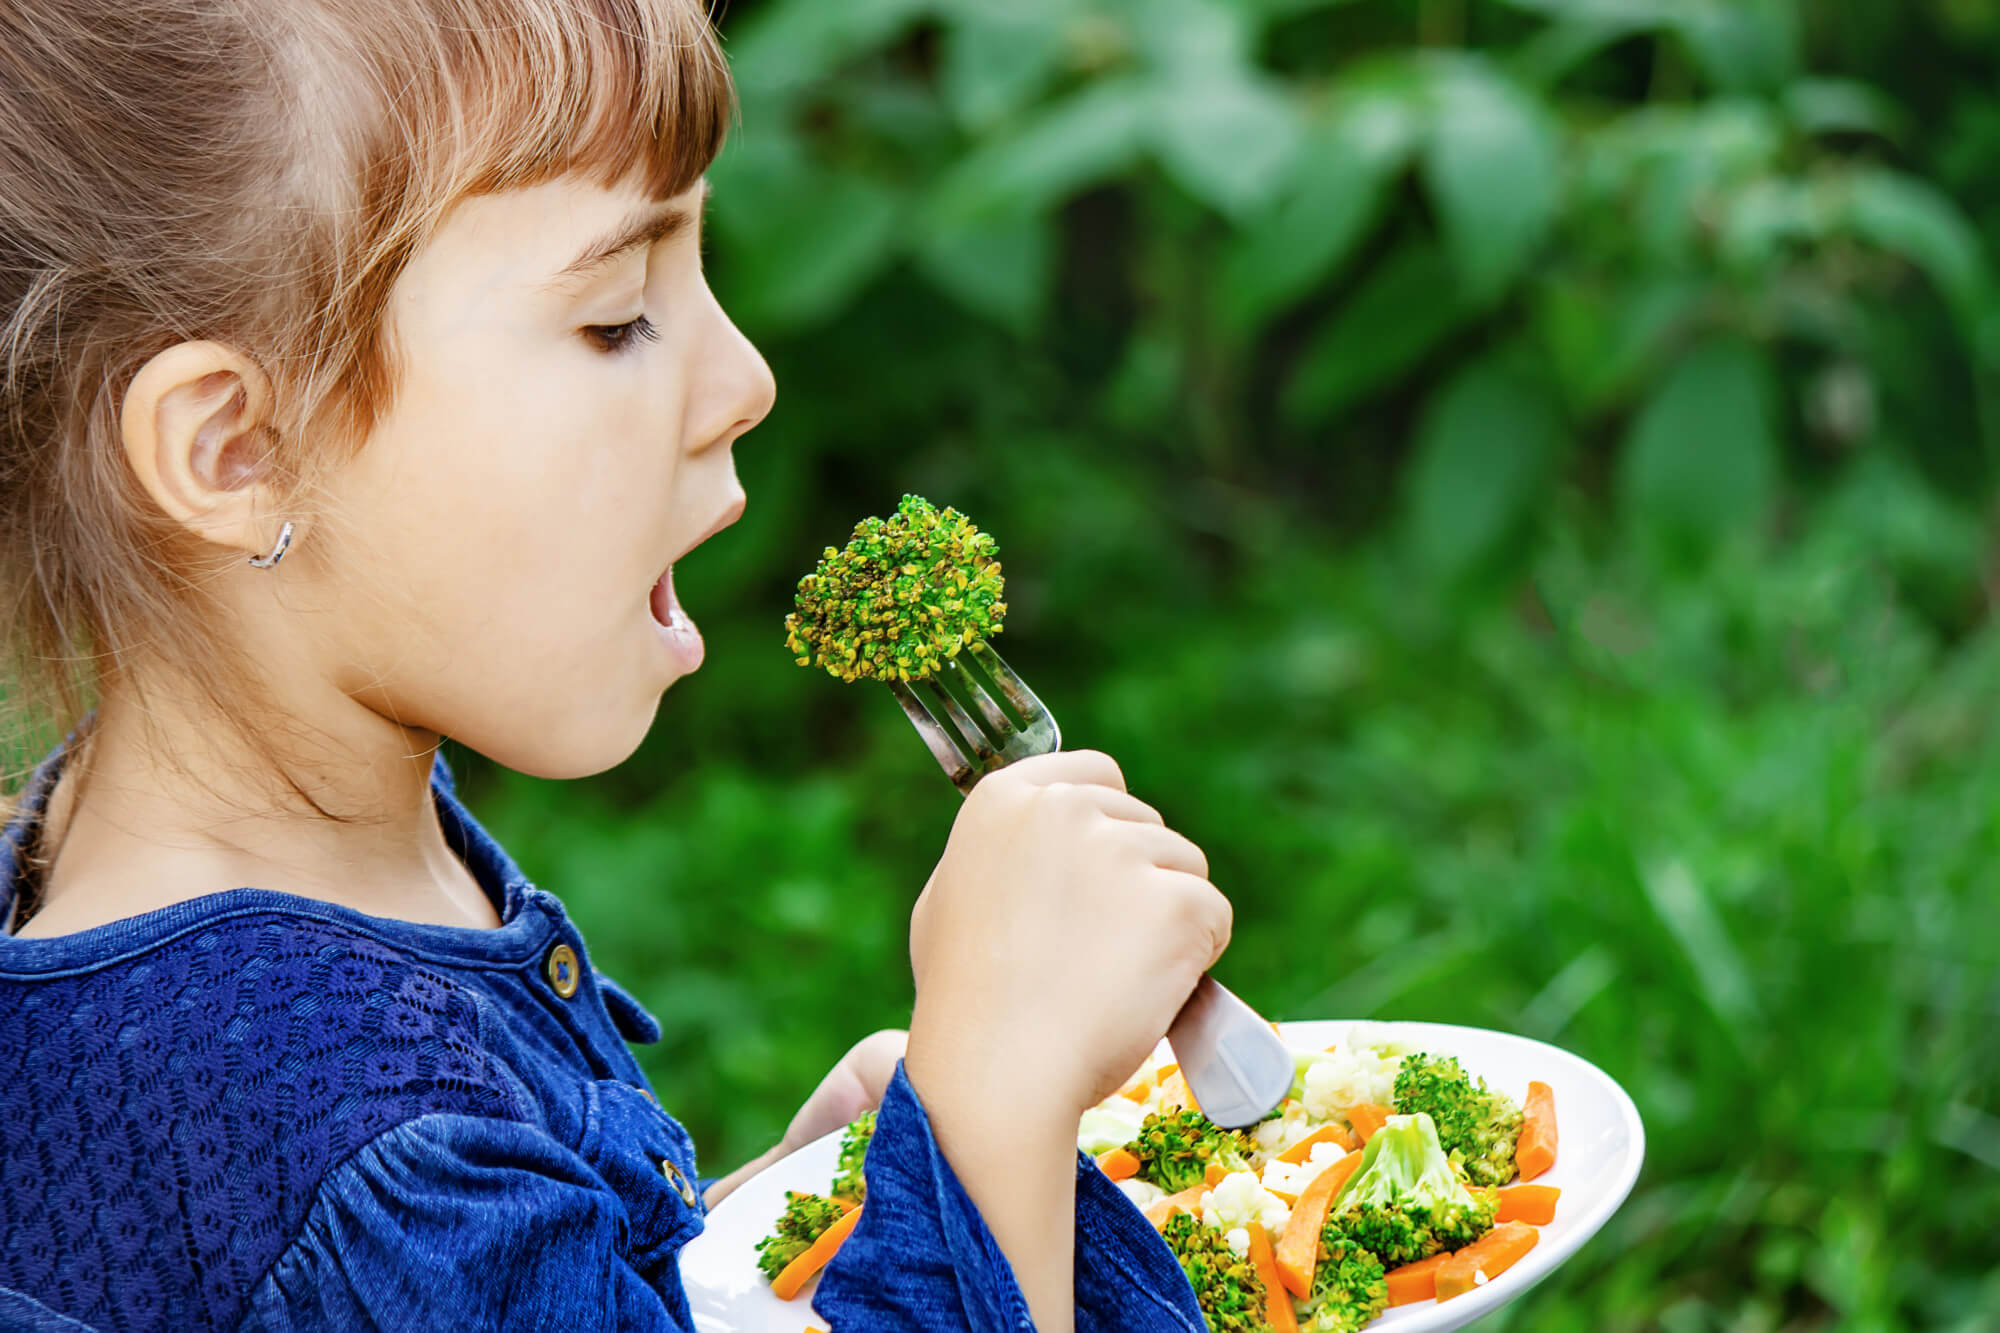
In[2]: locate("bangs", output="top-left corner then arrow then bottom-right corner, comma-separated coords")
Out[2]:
447,0 -> 735,200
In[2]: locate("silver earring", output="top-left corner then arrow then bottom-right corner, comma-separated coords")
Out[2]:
247,521 -> 295,570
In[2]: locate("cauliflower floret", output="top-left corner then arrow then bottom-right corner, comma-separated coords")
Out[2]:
1224,1226 -> 1251,1259
1259,1141 -> 1352,1199
1076,1096 -> 1149,1155
1249,1099 -> 1315,1162
1199,1169 -> 1291,1241
1116,1177 -> 1167,1212
1300,1024 -> 1411,1124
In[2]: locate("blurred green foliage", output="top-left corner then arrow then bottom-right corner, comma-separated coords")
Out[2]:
459,1 -> 2000,1327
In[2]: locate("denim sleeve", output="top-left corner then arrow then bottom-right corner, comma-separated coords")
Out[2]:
237,1114 -> 691,1332
812,1061 -> 1206,1332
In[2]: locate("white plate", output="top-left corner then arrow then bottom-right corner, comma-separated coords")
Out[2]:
680,1020 -> 1645,1332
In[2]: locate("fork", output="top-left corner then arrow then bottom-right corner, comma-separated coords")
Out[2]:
888,637 -> 1295,1130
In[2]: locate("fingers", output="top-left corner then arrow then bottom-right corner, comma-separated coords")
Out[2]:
1005,748 -> 1126,792
1135,824 -> 1209,879
1158,869 -> 1233,971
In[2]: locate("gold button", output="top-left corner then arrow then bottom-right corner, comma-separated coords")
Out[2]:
661,1158 -> 698,1206
544,943 -> 580,999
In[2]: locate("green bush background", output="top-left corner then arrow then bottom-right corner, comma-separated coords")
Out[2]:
459,1 -> 2000,1327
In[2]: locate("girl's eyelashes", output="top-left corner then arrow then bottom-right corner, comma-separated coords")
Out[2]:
582,314 -> 660,355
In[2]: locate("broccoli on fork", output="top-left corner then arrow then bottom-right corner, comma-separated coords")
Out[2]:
1393,1052 -> 1523,1187
1330,1111 -> 1497,1268
784,494 -> 1007,684
754,1190 -> 847,1281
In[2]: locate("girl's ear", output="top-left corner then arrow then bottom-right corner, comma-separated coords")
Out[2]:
119,341 -> 287,557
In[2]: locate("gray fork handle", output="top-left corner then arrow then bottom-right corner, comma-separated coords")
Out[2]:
1167,975 -> 1294,1129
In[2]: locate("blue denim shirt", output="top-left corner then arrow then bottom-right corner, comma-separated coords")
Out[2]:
0,747 -> 1204,1331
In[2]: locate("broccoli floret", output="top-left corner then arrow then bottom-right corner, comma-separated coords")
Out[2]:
754,1190 -> 846,1281
784,494 -> 1007,683
1132,1109 -> 1252,1194
829,1110 -> 877,1203
1392,1052 -> 1523,1187
1298,1225 -> 1388,1333
1159,1212 -> 1272,1333
1331,1112 -> 1497,1268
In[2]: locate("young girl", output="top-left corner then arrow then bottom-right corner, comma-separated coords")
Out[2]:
0,1 -> 1232,1329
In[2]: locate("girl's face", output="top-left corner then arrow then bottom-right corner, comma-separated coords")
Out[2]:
307,175 -> 775,778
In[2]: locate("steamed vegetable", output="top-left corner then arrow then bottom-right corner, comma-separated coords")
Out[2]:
784,494 -> 1007,683
1516,1081 -> 1558,1181
1133,1108 -> 1253,1194
1162,1211 -> 1273,1333
830,1109 -> 877,1203
770,1204 -> 864,1300
1392,1053 -> 1524,1188
1329,1112 -> 1497,1268
1297,1226 -> 1389,1333
1433,1220 -> 1539,1301
755,1191 -> 848,1281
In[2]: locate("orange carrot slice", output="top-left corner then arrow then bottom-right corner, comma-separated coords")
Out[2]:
1516,1081 -> 1557,1181
1277,1123 -> 1357,1164
1203,1161 -> 1231,1188
1143,1184 -> 1210,1230
1434,1221 -> 1538,1301
1494,1184 -> 1560,1225
771,1205 -> 864,1300
1118,1080 -> 1154,1103
1384,1252 -> 1452,1306
1156,1062 -> 1179,1083
1097,1147 -> 1141,1181
1346,1103 -> 1393,1143
1160,1070 -> 1202,1114
1245,1223 -> 1300,1333
1273,1149 -> 1363,1298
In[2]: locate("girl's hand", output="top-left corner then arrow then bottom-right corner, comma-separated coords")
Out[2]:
901,749 -> 1228,1333
904,749 -> 1228,1123
699,1028 -> 907,1209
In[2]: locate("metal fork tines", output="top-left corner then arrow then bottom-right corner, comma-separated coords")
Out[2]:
887,640 -> 1061,795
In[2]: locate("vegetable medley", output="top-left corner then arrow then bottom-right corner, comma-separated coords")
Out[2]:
754,1024 -> 1562,1324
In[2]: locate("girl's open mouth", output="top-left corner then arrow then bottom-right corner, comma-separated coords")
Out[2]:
650,565 -> 704,671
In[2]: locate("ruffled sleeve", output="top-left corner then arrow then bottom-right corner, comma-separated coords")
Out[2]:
812,1061 -> 1206,1332
237,1114 -> 696,1332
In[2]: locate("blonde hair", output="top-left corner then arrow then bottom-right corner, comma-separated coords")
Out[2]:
0,0 -> 733,805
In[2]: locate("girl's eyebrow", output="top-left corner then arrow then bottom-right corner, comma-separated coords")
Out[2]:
547,181 -> 712,288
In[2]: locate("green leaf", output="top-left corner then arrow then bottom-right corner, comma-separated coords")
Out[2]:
1422,61 -> 1562,301
1535,275 -> 1704,413
707,138 -> 905,332
911,210 -> 1053,333
1842,167 -> 1990,321
1618,336 -> 1780,538
1146,71 -> 1305,219
1282,241 -> 1481,424
937,2 -> 1069,131
926,77 -> 1150,222
1671,0 -> 1801,95
1784,78 -> 1906,143
728,0 -> 936,100
1405,351 -> 1568,581
1216,70 -> 1426,331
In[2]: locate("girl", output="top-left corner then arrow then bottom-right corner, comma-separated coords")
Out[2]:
0,1 -> 1231,1329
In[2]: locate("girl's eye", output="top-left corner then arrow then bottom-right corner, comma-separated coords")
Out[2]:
583,314 -> 660,354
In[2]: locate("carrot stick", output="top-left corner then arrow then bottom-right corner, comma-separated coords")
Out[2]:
1097,1147 -> 1141,1181
1516,1081 -> 1557,1181
1384,1253 -> 1452,1306
1155,1062 -> 1179,1083
1143,1184 -> 1209,1230
1160,1070 -> 1201,1114
770,1204 -> 864,1300
1494,1184 -> 1560,1225
1277,1123 -> 1358,1164
1346,1103 -> 1393,1143
1434,1221 -> 1538,1301
1273,1149 -> 1363,1298
1245,1222 -> 1300,1333
1204,1161 -> 1232,1188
